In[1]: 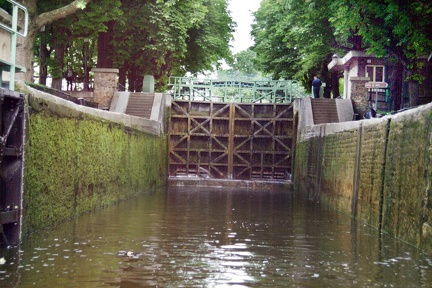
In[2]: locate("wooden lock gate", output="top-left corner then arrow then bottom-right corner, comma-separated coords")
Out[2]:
169,100 -> 294,181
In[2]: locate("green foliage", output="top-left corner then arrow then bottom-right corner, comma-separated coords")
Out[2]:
111,0 -> 234,89
251,0 -> 336,87
0,0 -> 11,13
180,0 -> 234,74
251,0 -> 432,89
329,0 -> 432,81
225,49 -> 259,75
30,0 -> 233,89
23,111 -> 167,235
34,0 -> 122,83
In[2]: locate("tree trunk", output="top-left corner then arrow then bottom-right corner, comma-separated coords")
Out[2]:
390,62 -> 404,111
128,67 -> 136,92
52,41 -> 66,91
118,67 -> 127,91
38,32 -> 50,85
97,20 -> 115,68
321,62 -> 331,98
15,26 -> 37,82
330,71 -> 340,98
135,74 -> 143,92
83,39 -> 90,91
408,80 -> 419,107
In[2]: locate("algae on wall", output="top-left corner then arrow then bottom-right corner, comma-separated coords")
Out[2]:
23,110 -> 167,236
382,109 -> 432,249
320,130 -> 358,215
293,102 -> 432,252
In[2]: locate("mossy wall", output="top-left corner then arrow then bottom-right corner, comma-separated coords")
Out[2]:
320,129 -> 358,215
23,110 -> 167,236
356,120 -> 388,228
293,104 -> 432,252
382,108 -> 432,249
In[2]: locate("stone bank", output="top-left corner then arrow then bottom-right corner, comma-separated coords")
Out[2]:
293,100 -> 432,252
16,81 -> 168,236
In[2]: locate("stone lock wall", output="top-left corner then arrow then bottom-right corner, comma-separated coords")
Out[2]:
17,82 -> 168,236
293,102 -> 432,252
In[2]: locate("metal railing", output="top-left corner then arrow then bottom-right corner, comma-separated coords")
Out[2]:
168,76 -> 308,103
0,0 -> 28,91
26,82 -> 98,108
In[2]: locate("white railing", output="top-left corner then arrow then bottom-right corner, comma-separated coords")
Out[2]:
0,0 -> 28,90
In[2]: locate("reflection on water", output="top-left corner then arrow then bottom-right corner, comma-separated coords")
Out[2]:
0,187 -> 431,287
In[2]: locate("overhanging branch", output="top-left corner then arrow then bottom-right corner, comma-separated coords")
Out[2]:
35,0 -> 92,30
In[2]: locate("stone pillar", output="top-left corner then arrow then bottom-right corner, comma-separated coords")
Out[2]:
92,68 -> 119,109
350,77 -> 370,118
343,66 -> 349,99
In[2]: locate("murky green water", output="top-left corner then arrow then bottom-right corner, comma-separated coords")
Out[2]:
1,187 -> 431,287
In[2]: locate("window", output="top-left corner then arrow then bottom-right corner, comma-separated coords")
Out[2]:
366,65 -> 385,82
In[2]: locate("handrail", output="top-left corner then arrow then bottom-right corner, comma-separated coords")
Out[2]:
0,0 -> 28,37
0,0 -> 28,91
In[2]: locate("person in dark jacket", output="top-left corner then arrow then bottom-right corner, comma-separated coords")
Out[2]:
312,76 -> 322,98
64,66 -> 75,91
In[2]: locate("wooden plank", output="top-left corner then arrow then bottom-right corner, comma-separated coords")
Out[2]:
228,103 -> 235,179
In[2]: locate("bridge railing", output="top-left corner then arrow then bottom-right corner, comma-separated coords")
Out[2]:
168,77 -> 309,103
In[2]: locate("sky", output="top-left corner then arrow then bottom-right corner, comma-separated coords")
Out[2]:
228,0 -> 262,53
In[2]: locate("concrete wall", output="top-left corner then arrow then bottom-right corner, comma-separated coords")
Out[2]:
293,100 -> 432,251
16,81 -> 168,236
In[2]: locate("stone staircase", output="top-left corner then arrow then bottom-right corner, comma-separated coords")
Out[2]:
311,98 -> 339,124
125,92 -> 155,119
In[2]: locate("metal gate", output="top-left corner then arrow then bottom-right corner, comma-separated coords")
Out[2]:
0,89 -> 25,245
169,101 -> 293,180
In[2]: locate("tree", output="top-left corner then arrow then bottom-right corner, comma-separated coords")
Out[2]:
11,0 -> 233,90
109,0 -> 234,91
114,0 -> 203,90
251,0 -> 340,97
251,0 -> 299,79
181,0 -> 233,75
252,0 -> 432,103
35,0 -> 121,90
15,0 -> 93,82
329,0 -> 432,109
226,49 -> 259,76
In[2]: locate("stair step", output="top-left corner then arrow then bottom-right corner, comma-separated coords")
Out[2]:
311,99 -> 339,124
125,92 -> 155,119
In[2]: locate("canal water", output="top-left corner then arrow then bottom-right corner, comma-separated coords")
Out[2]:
1,187 -> 431,287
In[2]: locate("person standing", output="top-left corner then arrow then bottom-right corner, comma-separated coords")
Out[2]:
312,76 -> 322,98
65,66 -> 75,91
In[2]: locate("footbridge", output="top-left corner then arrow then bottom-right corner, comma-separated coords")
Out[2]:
168,76 -> 307,103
